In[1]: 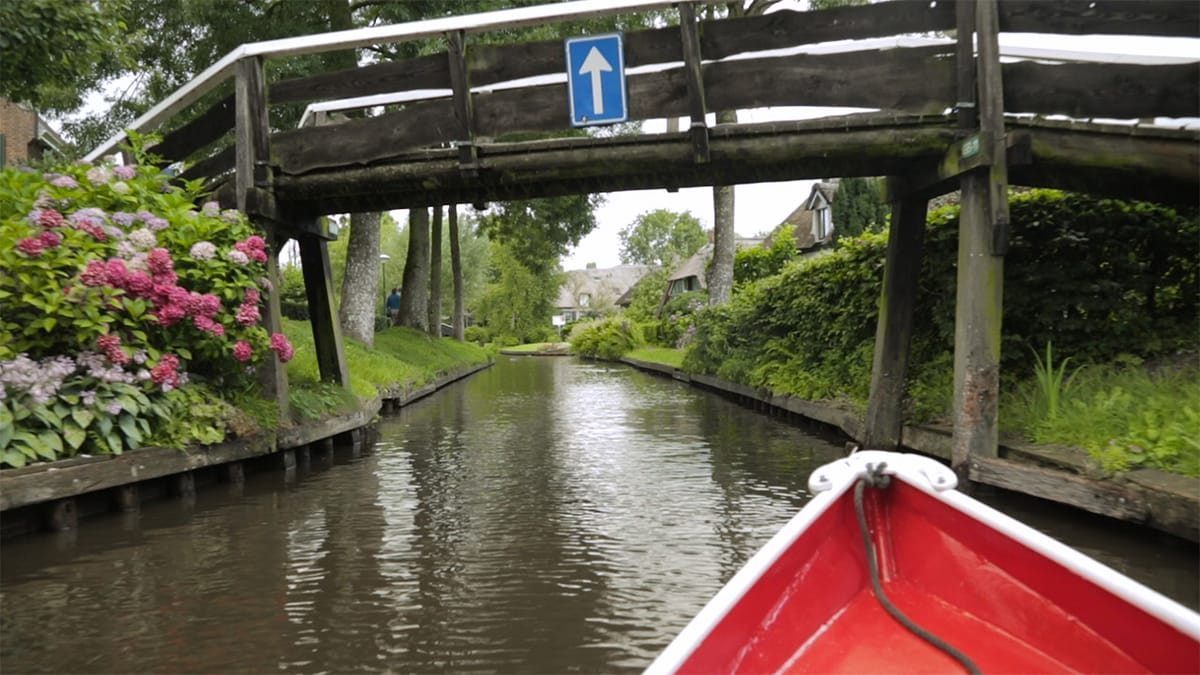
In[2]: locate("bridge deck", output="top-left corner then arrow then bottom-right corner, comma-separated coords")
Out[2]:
247,113 -> 1197,216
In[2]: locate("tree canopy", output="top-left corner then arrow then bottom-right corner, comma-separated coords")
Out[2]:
0,0 -> 131,113
619,209 -> 707,267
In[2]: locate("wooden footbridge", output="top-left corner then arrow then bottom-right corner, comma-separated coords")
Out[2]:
87,0 -> 1198,481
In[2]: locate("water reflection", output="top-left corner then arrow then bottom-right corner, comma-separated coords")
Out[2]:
0,356 -> 1194,674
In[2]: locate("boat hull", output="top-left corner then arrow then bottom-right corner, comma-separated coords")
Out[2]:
647,452 -> 1200,674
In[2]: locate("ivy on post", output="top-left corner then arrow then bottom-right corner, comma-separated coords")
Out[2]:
235,54 -> 290,420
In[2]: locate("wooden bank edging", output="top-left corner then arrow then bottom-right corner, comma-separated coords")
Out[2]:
0,361 -> 493,518
620,356 -> 1199,542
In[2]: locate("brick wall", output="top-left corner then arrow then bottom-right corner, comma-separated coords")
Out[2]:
0,99 -> 38,165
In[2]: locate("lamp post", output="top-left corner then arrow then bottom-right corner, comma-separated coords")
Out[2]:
380,253 -> 391,322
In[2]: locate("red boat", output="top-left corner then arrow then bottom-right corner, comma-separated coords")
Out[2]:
648,451 -> 1200,674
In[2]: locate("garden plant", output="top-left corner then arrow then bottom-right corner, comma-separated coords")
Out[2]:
0,147 -> 294,468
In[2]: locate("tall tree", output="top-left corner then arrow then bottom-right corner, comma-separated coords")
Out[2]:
706,0 -> 782,305
480,194 -> 603,274
618,209 -> 707,267
428,205 -> 444,335
710,111 -> 738,305
476,242 -> 561,343
337,212 -> 382,344
449,204 -> 466,340
833,176 -> 890,240
400,207 -> 431,331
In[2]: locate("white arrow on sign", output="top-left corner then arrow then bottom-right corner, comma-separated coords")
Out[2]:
578,46 -> 613,115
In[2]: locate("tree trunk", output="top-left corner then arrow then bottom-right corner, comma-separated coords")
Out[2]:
428,205 -> 443,336
709,109 -> 738,305
399,207 -> 430,331
337,211 -> 381,347
449,204 -> 466,340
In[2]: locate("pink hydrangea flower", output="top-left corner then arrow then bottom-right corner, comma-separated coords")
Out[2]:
49,175 -> 78,188
37,230 -> 62,249
227,249 -> 250,265
33,209 -> 65,228
114,165 -> 137,180
195,293 -> 221,318
124,272 -> 153,298
104,259 -> 129,288
17,238 -> 44,256
146,248 -> 173,276
235,301 -> 261,326
245,288 -> 260,305
150,353 -> 181,389
81,261 -> 108,286
232,341 -> 253,362
154,304 -> 187,327
270,333 -> 295,363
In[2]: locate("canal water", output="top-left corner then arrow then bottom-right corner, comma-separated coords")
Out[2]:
1,356 -> 1195,673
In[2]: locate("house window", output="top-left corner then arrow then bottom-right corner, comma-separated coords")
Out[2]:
815,207 -> 832,240
579,293 -> 590,307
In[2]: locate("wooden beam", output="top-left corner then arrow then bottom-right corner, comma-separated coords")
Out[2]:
260,231 -> 290,420
1004,61 -> 1199,120
999,0 -> 1200,38
977,0 -> 1010,256
969,456 -> 1147,522
235,56 -> 270,213
950,0 -> 1005,488
272,48 -> 956,175
154,93 -> 235,164
298,230 -> 350,388
678,3 -> 709,164
446,30 -> 478,174
863,186 -> 928,450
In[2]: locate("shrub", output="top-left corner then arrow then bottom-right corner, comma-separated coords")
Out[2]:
464,325 -> 489,344
734,224 -> 797,287
0,149 -> 294,467
570,318 -> 642,360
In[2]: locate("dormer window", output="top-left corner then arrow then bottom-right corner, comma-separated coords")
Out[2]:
579,293 -> 591,307
814,207 -> 832,241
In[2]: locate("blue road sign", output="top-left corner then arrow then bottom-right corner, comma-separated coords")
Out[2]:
565,33 -> 627,127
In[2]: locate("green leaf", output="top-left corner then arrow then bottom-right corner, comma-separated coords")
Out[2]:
36,432 -> 62,459
118,414 -> 141,446
105,431 -> 124,455
33,406 -> 61,427
12,432 -> 39,459
2,450 -> 27,468
97,414 -> 113,437
63,424 -> 87,451
71,408 -> 94,429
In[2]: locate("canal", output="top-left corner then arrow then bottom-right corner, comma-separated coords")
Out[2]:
1,356 -> 1196,673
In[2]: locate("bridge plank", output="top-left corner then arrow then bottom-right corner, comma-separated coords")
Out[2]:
1005,61 -> 1200,119
154,93 -> 235,164
999,0 -> 1200,38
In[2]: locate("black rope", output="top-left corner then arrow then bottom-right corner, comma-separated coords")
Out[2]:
854,462 -> 983,675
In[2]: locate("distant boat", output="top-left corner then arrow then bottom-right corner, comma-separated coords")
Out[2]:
647,451 -> 1200,674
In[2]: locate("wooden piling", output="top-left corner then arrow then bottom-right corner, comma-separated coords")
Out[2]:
863,183 -> 928,450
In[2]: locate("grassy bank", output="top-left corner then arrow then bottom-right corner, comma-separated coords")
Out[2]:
613,345 -> 1199,478
283,320 -> 491,419
500,342 -> 572,355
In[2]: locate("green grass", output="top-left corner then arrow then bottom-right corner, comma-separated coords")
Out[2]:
627,347 -> 686,369
1002,356 -> 1200,477
502,342 -> 571,354
282,319 -> 491,418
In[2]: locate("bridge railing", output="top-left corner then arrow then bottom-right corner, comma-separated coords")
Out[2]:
87,0 -> 1197,188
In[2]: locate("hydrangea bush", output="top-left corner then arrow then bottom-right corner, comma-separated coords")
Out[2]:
0,153 -> 293,468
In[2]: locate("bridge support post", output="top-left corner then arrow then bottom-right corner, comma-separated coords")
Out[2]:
236,54 -> 290,420
863,183 -> 928,450
951,0 -> 1007,487
298,227 -> 351,387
